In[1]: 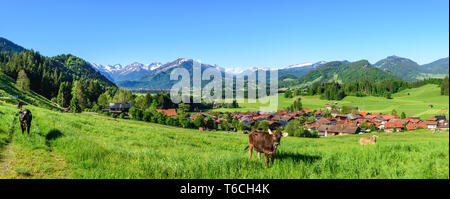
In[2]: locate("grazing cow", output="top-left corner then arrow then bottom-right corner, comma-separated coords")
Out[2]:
244,128 -> 288,167
17,101 -> 27,109
19,109 -> 32,135
360,135 -> 378,145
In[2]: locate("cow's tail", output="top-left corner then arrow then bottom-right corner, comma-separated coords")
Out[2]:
244,145 -> 249,150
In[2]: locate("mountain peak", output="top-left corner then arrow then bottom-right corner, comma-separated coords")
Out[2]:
0,37 -> 26,53
387,55 -> 400,59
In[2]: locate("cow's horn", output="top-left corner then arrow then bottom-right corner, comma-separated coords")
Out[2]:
268,129 -> 273,135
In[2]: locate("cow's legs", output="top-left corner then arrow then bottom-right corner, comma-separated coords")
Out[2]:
264,153 -> 269,168
257,152 -> 261,160
248,146 -> 253,160
20,124 -> 25,134
27,125 -> 31,135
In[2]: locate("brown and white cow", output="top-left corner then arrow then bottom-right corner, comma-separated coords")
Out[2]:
360,135 -> 378,145
244,128 -> 288,167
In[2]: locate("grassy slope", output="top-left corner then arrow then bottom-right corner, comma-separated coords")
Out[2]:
0,102 -> 448,179
214,84 -> 449,119
0,73 -> 59,110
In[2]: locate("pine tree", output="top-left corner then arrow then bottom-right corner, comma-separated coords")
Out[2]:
57,82 -> 72,108
113,88 -> 133,103
16,69 -> 30,91
392,109 -> 398,116
71,80 -> 87,110
69,95 -> 82,113
401,112 -> 407,119
87,80 -> 102,104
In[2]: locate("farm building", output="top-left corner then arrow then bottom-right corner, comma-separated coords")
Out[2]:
317,125 -> 359,136
384,122 -> 404,132
102,103 -> 134,114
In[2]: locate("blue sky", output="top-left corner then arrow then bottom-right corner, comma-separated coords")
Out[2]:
1,0 -> 448,68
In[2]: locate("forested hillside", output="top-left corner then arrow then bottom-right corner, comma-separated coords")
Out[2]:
423,57 -> 449,74
0,37 -> 117,111
280,60 -> 400,88
288,78 -> 444,100
0,50 -> 116,100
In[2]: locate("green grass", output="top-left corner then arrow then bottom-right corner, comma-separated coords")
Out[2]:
0,102 -> 448,179
214,84 -> 449,119
0,102 -> 15,151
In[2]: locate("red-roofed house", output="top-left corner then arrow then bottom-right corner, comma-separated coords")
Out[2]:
359,112 -> 369,118
382,114 -> 396,121
156,109 -> 177,116
406,123 -> 427,131
384,122 -> 404,132
424,121 -> 438,129
404,118 -> 421,123
216,118 -> 228,123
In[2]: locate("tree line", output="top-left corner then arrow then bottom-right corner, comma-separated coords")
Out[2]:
287,78 -> 444,100
441,76 -> 449,96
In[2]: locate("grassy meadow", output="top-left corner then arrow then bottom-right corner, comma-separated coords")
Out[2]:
0,102 -> 448,179
212,84 -> 449,119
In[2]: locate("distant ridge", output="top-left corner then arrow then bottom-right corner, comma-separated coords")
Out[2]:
0,37 -> 25,53
374,56 -> 449,81
280,60 -> 401,88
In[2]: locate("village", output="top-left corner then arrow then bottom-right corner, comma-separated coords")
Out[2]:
102,102 -> 449,136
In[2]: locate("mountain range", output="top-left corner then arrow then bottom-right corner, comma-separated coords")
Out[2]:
374,55 -> 449,81
90,60 -> 329,88
90,62 -> 163,82
92,55 -> 448,89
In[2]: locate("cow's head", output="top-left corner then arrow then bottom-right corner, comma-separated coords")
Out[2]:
268,129 -> 288,148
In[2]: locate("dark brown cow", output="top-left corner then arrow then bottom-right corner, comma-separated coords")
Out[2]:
17,101 -> 27,110
19,109 -> 32,135
244,128 -> 288,167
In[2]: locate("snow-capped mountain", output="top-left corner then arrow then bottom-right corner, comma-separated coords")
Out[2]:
284,62 -> 314,69
278,61 -> 327,78
91,62 -> 162,82
283,61 -> 327,70
90,59 -> 327,88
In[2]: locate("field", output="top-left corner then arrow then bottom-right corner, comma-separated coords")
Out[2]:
212,84 -> 449,119
0,102 -> 448,179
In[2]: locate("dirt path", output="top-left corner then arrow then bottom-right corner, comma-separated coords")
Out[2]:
0,142 -> 15,178
0,116 -> 71,179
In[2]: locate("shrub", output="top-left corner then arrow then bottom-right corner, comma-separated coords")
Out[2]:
285,119 -> 319,138
193,115 -> 205,129
254,121 -> 269,131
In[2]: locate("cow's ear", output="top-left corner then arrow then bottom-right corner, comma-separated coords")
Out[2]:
282,133 -> 288,137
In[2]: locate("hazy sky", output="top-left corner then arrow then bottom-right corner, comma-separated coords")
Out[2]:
1,0 -> 448,68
